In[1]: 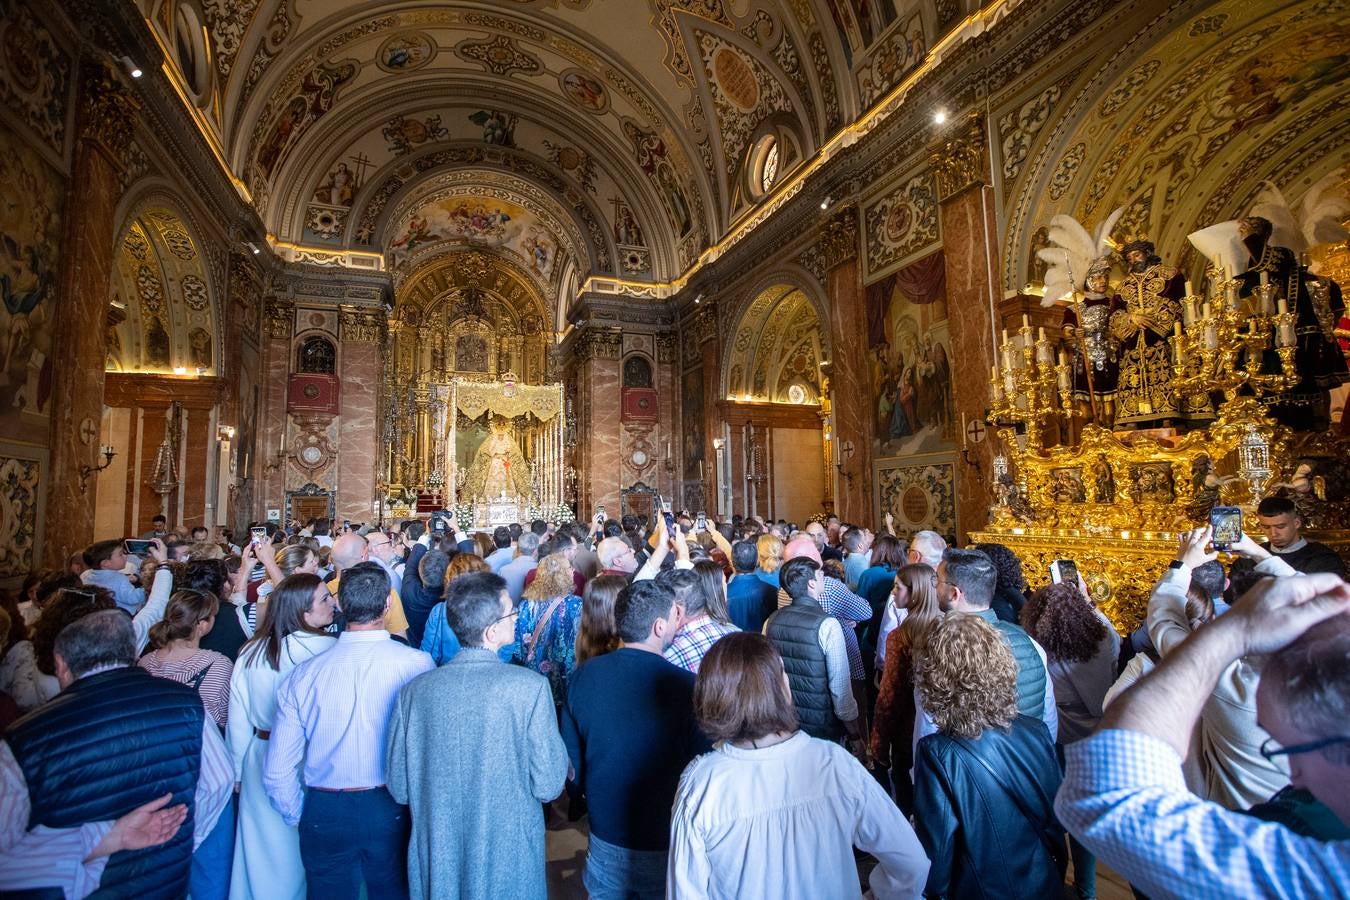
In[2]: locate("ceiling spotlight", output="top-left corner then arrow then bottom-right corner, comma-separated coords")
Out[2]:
245,241 -> 260,255
933,110 -> 947,125
820,195 -> 831,210
693,292 -> 704,305
119,56 -> 142,79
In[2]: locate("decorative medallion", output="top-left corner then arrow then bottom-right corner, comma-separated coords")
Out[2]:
136,265 -> 164,313
558,68 -> 609,113
181,274 -> 209,311
456,34 -> 542,78
711,46 -> 760,112
161,227 -> 196,260
377,32 -> 435,72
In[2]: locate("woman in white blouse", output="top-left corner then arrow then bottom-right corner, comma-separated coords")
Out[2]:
668,632 -> 929,899
226,573 -> 337,900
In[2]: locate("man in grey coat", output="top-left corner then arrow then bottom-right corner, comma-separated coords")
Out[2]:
385,570 -> 568,900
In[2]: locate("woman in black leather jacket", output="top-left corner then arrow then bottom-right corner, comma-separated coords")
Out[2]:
912,613 -> 1068,898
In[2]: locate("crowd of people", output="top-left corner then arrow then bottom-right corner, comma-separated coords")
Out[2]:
0,495 -> 1346,899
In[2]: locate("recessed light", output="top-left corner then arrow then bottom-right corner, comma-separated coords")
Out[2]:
934,110 -> 947,125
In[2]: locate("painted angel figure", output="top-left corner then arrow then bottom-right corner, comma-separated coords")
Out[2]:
1037,207 -> 1124,426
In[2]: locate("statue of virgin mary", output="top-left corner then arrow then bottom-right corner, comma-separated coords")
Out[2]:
463,417 -> 532,499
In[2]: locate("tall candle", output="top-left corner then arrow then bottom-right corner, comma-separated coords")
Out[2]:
961,412 -> 968,447
1184,280 -> 1194,298
1021,313 -> 1030,330
1276,297 -> 1288,315
1259,270 -> 1269,287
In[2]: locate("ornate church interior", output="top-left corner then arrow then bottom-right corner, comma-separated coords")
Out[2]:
2,0 -> 1348,629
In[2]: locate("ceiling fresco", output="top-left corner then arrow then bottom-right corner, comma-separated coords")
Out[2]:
141,0 -> 898,292
1005,0 -> 1350,290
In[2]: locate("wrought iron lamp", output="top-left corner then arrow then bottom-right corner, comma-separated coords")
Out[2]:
79,445 -> 116,494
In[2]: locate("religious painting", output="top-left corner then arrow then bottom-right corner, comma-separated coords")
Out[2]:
0,0 -> 73,157
188,327 -> 213,370
878,459 -> 956,544
255,60 -> 358,179
868,250 -> 954,458
0,453 -> 40,577
145,317 -> 171,368
612,199 -> 645,247
468,109 -> 517,147
0,129 -> 63,435
377,32 -> 435,73
559,69 -> 608,113
623,120 -> 694,238
623,355 -> 653,389
681,367 -> 705,482
856,13 -> 925,107
382,114 -> 448,156
454,333 -> 489,372
312,158 -> 368,207
1049,467 -> 1087,503
863,171 -> 939,279
1129,463 -> 1175,505
387,193 -> 559,274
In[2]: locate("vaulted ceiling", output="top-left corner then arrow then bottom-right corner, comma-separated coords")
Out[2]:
139,0 -> 932,289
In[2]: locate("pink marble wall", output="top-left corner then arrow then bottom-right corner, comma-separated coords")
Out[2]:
337,341 -> 380,523
582,356 -> 623,515
826,258 -> 876,523
257,335 -> 290,519
939,184 -> 1001,542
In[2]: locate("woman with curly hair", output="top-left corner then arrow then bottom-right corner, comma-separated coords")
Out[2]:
515,552 -> 584,707
574,574 -> 626,665
6,585 -> 118,711
869,562 -> 939,813
1021,581 -> 1119,900
913,613 -> 1066,899
972,541 -> 1027,623
420,552 -> 489,664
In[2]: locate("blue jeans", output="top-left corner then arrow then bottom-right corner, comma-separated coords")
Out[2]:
190,794 -> 234,900
583,833 -> 667,900
298,788 -> 410,900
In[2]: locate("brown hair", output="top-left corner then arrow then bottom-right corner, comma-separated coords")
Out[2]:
472,531 -> 495,558
239,573 -> 329,671
692,559 -> 732,625
1021,582 -> 1108,664
695,632 -> 799,744
32,586 -> 117,675
523,552 -> 576,601
148,589 -> 220,649
274,544 -> 316,577
576,574 -> 625,665
870,534 -> 907,570
445,552 -> 489,584
895,563 -> 941,650
915,613 -> 1017,739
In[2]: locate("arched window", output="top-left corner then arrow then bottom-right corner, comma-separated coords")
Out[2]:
297,335 -> 336,374
623,355 -> 653,388
759,138 -> 780,194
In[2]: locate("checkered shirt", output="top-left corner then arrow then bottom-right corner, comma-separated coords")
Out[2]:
664,616 -> 740,673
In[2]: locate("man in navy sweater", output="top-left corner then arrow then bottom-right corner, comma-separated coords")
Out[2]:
561,579 -> 711,899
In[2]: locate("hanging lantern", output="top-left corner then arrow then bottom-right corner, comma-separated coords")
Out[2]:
1237,425 -> 1272,503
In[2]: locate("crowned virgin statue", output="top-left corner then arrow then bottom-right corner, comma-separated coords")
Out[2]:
464,417 -> 532,499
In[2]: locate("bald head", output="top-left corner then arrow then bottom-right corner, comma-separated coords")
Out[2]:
598,536 -> 636,573
331,532 -> 369,571
783,534 -> 821,565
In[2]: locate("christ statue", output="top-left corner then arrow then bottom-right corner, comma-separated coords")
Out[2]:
464,417 -> 531,499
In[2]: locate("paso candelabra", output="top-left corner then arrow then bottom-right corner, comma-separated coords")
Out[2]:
989,316 -> 1077,452
1170,270 -> 1298,405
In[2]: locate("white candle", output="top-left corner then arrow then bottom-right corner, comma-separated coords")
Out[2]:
1259,270 -> 1269,287
1184,280 -> 1194,298
961,412 -> 968,447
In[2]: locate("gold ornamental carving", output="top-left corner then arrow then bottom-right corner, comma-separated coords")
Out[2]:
928,113 -> 986,202
693,304 -> 719,345
820,206 -> 860,269
576,327 -> 623,361
264,297 -> 295,339
340,305 -> 384,343
76,58 -> 140,163
656,333 -> 677,364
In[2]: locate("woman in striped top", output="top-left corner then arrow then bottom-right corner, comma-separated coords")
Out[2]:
138,588 -> 234,730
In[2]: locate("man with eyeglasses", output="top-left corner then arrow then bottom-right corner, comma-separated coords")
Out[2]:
597,536 -> 640,579
1056,549 -> 1350,898
386,571 -> 567,899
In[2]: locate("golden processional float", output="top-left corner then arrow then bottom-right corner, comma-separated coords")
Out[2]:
970,185 -> 1350,634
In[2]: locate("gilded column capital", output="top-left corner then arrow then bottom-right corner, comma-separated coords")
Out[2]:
575,326 -> 623,361
656,333 -> 677,364
76,58 -> 140,163
820,205 -> 860,270
264,296 -> 295,339
693,304 -> 719,345
928,113 -> 987,202
339,304 -> 385,343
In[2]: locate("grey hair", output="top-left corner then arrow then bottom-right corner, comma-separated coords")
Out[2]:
1261,618 -> 1350,766
910,530 -> 947,567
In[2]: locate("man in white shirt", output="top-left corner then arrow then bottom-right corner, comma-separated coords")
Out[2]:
764,557 -> 864,758
264,562 -> 433,898
0,610 -> 232,899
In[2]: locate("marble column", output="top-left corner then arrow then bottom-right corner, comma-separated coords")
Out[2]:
43,60 -> 140,567
259,297 -> 294,520
929,114 -> 1001,541
820,206 -> 875,524
574,327 -> 623,516
338,308 -> 383,522
695,304 -> 721,516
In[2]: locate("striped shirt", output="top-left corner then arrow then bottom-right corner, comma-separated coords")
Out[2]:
0,666 -> 233,898
139,648 -> 234,729
663,616 -> 740,673
263,630 -> 433,826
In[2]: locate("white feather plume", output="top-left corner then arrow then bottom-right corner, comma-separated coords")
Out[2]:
1299,172 -> 1350,248
1036,209 -> 1122,307
1251,182 -> 1306,254
1187,220 -> 1246,279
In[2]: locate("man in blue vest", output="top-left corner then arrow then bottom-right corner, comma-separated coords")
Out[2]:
0,609 -> 232,898
929,548 -> 1057,740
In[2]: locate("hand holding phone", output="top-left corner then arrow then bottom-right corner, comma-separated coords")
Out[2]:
250,526 -> 268,546
1050,558 -> 1079,587
1209,506 -> 1243,552
124,539 -> 153,556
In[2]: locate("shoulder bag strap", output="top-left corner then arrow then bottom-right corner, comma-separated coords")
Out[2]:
952,735 -> 1067,873
526,597 -> 566,664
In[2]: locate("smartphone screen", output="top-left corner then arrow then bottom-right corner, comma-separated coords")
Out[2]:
1210,505 -> 1243,550
695,513 -> 707,532
124,539 -> 153,556
1051,559 -> 1079,586
343,520 -> 351,533
250,526 -> 267,545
